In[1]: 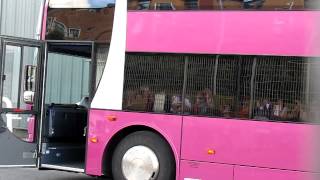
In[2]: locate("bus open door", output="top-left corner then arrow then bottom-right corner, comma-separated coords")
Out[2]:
0,37 -> 97,173
0,36 -> 44,168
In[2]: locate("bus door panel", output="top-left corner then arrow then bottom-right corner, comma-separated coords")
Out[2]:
0,36 -> 44,167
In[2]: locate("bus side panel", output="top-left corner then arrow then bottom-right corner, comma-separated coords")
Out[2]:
85,109 -> 182,178
126,11 -> 320,57
234,166 -> 320,180
181,116 -> 320,172
179,160 -> 233,180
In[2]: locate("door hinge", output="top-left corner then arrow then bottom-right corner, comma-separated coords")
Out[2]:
34,149 -> 42,159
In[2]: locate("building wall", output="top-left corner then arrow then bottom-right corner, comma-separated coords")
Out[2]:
45,53 -> 91,104
0,0 -> 43,39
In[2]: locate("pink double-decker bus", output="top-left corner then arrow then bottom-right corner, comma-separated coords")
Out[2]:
0,0 -> 320,180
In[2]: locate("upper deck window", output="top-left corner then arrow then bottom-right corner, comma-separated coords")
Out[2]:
185,0 -> 199,10
155,2 -> 176,10
128,0 -> 320,10
46,8 -> 115,42
137,0 -> 151,9
49,0 -> 115,8
46,0 -> 116,42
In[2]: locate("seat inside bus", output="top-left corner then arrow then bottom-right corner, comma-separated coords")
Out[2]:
40,43 -> 93,170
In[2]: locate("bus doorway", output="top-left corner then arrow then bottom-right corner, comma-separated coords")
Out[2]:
38,41 -> 96,172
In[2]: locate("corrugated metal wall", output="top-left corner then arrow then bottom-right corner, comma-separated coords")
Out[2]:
0,0 -> 43,39
46,53 -> 90,104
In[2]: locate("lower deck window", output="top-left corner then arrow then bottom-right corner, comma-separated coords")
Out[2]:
123,54 -> 184,114
123,53 -> 320,123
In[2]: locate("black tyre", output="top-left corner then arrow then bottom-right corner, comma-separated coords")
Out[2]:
112,131 -> 175,180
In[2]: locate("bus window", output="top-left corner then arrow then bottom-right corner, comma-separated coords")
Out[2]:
2,46 -> 22,109
123,54 -> 185,114
185,55 -> 253,119
1,45 -> 40,141
185,55 -> 319,123
122,53 -> 320,123
306,58 -> 320,123
20,47 -> 39,109
255,57 -> 320,124
155,2 -> 176,10
46,7 -> 114,43
185,0 -> 199,9
95,45 -> 109,88
253,56 -> 304,122
1,114 -> 33,141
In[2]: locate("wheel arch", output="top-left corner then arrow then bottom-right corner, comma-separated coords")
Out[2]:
101,125 -> 178,177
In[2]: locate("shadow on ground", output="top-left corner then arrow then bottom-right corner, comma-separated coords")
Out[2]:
0,168 -> 111,180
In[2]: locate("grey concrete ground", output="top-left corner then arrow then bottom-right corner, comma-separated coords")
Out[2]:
0,168 -> 109,180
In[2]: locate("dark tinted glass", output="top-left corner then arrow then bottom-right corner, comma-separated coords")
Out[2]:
123,53 -> 320,124
128,0 -> 320,10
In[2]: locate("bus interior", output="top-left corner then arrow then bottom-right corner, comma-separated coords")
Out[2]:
40,42 -> 96,171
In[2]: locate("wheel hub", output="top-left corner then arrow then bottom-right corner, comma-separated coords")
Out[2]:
121,145 -> 160,180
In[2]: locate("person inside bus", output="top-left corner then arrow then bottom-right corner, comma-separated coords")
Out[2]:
253,99 -> 272,120
221,104 -> 232,117
238,98 -> 250,118
142,86 -> 155,111
193,88 -> 215,115
123,89 -> 135,109
273,99 -> 289,120
124,86 -> 154,112
288,100 -> 301,121
170,94 -> 191,114
254,99 -> 264,118
263,99 -> 273,118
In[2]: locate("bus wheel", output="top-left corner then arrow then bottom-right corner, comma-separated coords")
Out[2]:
112,131 -> 175,180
